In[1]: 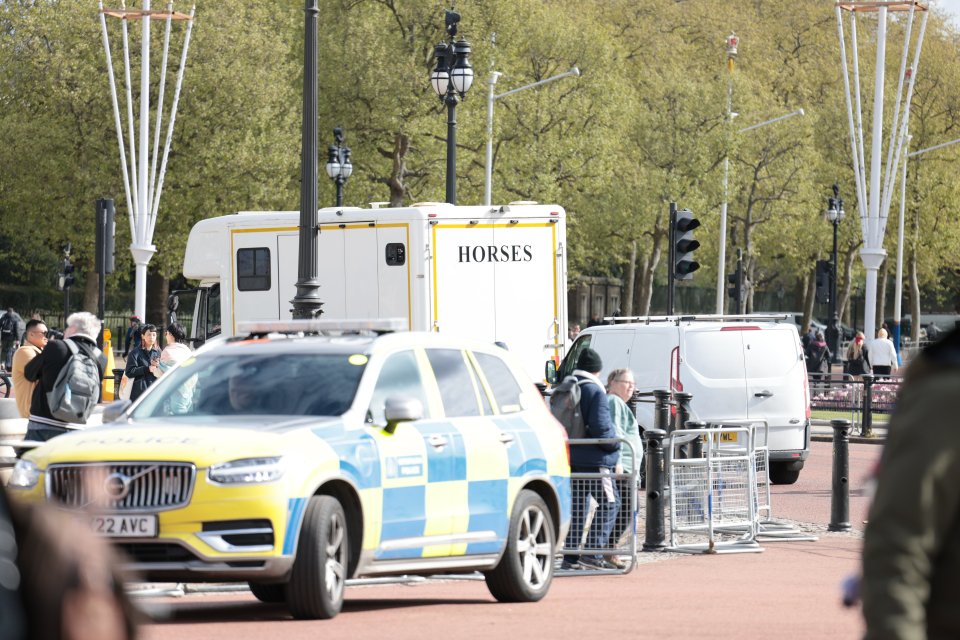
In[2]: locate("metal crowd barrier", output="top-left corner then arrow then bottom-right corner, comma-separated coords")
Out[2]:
558,437 -> 639,575
808,372 -> 903,435
666,425 -> 762,554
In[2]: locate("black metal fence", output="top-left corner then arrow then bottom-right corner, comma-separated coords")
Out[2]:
808,373 -> 903,436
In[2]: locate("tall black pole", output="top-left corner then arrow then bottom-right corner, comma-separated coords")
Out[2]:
291,0 -> 323,319
445,94 -> 458,204
828,185 -> 841,363
335,180 -> 343,208
667,202 -> 677,315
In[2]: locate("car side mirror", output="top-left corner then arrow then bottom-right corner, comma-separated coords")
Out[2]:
102,399 -> 132,423
383,397 -> 423,434
545,360 -> 558,385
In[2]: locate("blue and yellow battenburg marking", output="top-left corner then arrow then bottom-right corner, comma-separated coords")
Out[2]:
311,411 -> 569,561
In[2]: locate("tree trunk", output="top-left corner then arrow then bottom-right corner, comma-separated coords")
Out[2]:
82,258 -> 98,313
387,133 -> 409,207
909,250 -> 921,343
147,271 -> 169,331
623,240 -> 637,316
801,270 -> 815,330
638,235 -> 663,315
837,245 -> 857,323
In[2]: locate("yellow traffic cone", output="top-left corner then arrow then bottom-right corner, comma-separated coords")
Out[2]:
102,328 -> 116,401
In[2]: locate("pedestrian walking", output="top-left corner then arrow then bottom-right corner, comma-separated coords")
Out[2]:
22,312 -> 105,443
155,322 -> 194,413
11,319 -> 48,418
0,307 -> 24,370
864,328 -> 898,377
122,315 -> 141,358
124,323 -> 160,402
844,331 -> 866,378
861,326 -> 960,638
560,347 -> 621,570
606,368 -> 643,560
804,331 -> 831,383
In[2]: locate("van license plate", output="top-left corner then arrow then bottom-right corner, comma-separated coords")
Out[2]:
91,515 -> 157,537
719,432 -> 739,443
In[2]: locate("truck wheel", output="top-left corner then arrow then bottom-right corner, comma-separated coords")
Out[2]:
286,496 -> 348,619
484,489 -> 555,603
769,462 -> 801,485
249,582 -> 285,603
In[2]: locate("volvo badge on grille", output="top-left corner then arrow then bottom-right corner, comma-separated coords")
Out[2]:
104,472 -> 132,500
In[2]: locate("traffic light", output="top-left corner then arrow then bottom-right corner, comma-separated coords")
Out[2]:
815,259 -> 831,304
673,208 -> 701,280
62,257 -> 75,289
727,262 -> 742,308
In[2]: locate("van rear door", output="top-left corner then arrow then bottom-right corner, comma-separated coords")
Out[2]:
680,326 -> 749,422
743,326 -> 807,453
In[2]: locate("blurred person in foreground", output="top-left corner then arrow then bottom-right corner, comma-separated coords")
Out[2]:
23,312 -> 105,443
861,326 -> 960,639
2,481 -> 138,639
11,319 -> 48,418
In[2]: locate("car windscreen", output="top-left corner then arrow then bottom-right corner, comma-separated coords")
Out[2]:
131,352 -> 366,419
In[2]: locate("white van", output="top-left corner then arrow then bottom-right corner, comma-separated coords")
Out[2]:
553,315 -> 810,484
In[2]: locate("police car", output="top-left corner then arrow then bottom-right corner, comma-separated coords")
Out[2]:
7,320 -> 572,619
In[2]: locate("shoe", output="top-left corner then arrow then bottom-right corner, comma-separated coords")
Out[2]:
607,556 -> 627,570
577,556 -> 616,570
559,560 -> 582,571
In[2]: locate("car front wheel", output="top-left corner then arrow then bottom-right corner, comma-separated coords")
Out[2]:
484,489 -> 556,603
286,495 -> 348,619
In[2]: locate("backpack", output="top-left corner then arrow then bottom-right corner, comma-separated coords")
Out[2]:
0,314 -> 14,340
46,339 -> 101,423
549,375 -> 592,439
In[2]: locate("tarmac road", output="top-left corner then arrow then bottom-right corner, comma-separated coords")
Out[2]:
139,440 -> 878,639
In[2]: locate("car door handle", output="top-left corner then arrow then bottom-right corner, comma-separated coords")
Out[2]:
427,435 -> 448,449
498,433 -> 515,446
754,390 -> 774,398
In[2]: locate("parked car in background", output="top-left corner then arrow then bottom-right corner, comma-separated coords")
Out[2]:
8,320 -> 571,619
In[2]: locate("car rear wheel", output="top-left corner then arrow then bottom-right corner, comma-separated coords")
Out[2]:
249,582 -> 285,603
484,489 -> 555,603
769,461 -> 801,485
286,495 -> 348,619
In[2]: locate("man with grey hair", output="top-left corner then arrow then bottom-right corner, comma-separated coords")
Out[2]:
23,312 -> 106,443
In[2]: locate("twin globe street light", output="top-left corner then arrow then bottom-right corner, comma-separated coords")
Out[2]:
430,10 -> 474,205
325,126 -> 352,208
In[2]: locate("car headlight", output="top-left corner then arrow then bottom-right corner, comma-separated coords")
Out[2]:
8,460 -> 40,489
208,457 -> 285,484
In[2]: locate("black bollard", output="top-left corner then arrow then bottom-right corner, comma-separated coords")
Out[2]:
113,367 -> 125,400
673,392 -> 693,433
861,374 -> 874,438
642,429 -> 667,551
829,419 -> 852,531
653,390 -> 672,433
687,420 -> 707,458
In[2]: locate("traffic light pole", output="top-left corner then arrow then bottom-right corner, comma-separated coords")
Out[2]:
828,214 -> 840,362
667,202 -> 677,316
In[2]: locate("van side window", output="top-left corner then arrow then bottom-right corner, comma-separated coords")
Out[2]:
425,349 -> 485,417
474,353 -> 523,414
368,351 -> 429,425
561,335 -> 593,378
237,247 -> 270,291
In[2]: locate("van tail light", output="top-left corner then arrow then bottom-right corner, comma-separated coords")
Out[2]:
802,368 -> 811,419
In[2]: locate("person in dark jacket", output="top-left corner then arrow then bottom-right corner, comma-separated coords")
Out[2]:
561,347 -> 621,571
23,312 -> 105,443
124,323 -> 160,402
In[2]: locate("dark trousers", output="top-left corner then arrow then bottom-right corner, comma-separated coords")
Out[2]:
563,465 -> 621,562
872,365 -> 892,376
19,420 -> 71,457
0,339 -> 15,370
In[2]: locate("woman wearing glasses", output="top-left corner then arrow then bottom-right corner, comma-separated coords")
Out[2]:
606,368 -> 644,561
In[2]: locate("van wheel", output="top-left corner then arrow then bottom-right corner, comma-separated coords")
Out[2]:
484,490 -> 555,603
769,462 -> 801,485
286,496 -> 348,619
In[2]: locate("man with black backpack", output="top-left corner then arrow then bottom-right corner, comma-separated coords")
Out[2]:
0,307 -> 23,370
22,312 -> 106,444
558,347 -> 621,570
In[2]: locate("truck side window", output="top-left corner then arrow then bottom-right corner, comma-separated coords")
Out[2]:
385,243 -> 406,266
237,247 -> 270,291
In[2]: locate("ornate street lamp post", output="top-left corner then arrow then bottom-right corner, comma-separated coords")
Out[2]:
325,127 -> 352,208
825,184 -> 845,363
430,10 -> 473,205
